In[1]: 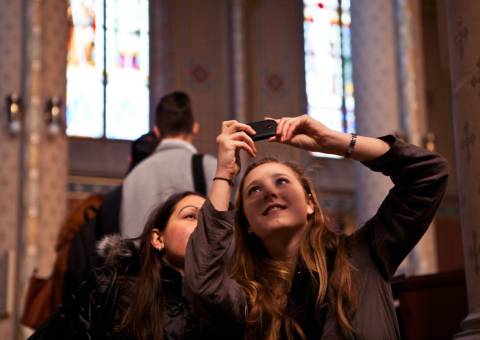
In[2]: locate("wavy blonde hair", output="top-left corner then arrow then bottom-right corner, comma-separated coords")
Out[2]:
231,158 -> 356,339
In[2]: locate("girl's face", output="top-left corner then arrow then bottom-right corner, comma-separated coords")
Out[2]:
241,162 -> 314,243
158,195 -> 205,269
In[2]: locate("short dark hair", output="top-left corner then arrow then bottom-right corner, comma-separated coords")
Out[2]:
128,131 -> 159,173
155,91 -> 194,137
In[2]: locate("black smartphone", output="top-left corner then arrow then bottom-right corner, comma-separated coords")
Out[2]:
247,119 -> 278,141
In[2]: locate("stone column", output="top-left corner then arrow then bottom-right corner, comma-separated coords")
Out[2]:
0,0 -> 23,338
395,0 -> 438,275
150,0 -> 177,116
230,0 -> 250,178
444,1 -> 480,338
231,0 -> 247,123
350,1 -> 401,224
17,0 -> 69,338
16,0 -> 44,338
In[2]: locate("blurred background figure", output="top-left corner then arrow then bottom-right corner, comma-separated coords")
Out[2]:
21,194 -> 104,330
120,91 -> 217,239
64,131 -> 159,299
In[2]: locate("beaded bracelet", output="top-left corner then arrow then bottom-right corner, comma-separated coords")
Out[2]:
344,133 -> 357,159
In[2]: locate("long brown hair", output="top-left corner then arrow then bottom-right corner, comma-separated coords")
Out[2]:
119,191 -> 204,340
231,158 -> 356,339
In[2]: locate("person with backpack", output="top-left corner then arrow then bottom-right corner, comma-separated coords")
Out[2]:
63,131 -> 159,300
120,91 -> 217,239
20,194 -> 104,330
29,191 -> 218,340
22,132 -> 159,330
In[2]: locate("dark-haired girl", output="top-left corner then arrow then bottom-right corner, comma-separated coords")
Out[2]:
30,191 -> 214,340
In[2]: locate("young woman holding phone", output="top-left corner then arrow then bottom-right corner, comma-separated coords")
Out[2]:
185,115 -> 448,339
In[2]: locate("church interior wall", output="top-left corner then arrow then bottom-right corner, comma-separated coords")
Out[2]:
0,0 -> 468,337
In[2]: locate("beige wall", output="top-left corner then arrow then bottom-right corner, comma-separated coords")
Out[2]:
245,0 -> 306,164
151,0 -> 232,156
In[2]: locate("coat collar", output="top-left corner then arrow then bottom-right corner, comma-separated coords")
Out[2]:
154,139 -> 197,154
161,263 -> 184,297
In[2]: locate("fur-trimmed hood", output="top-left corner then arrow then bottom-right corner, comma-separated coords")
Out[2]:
96,234 -> 140,268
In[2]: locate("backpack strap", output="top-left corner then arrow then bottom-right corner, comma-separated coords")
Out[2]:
191,154 -> 206,196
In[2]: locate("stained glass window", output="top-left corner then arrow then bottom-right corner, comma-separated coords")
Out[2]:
303,0 -> 355,139
66,0 -> 149,140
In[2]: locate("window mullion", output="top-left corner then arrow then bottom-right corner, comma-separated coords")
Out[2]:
103,0 -> 108,138
338,0 -> 347,133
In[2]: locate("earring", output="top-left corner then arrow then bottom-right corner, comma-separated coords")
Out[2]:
155,244 -> 165,256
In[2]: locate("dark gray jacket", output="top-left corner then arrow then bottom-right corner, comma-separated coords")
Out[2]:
184,135 -> 449,339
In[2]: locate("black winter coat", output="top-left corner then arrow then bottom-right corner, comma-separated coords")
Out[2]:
29,235 -> 216,340
64,185 -> 122,300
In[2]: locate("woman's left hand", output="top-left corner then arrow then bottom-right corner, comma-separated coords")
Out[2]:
268,115 -> 332,152
269,114 -> 390,161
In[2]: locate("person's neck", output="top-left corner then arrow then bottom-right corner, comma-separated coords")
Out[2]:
262,227 -> 305,271
162,134 -> 194,144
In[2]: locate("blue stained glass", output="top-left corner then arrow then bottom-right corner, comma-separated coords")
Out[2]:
67,0 -> 104,138
66,74 -> 103,138
303,0 -> 355,141
66,0 -> 149,140
105,0 -> 149,140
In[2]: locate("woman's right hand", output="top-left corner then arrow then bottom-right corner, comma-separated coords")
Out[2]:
215,120 -> 257,180
270,115 -> 390,161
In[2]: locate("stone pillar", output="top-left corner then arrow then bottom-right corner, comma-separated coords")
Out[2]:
0,0 -> 23,338
395,0 -> 438,275
16,0 -> 44,337
150,0 -> 177,118
231,0 -> 247,123
444,1 -> 480,338
350,1 -> 401,224
230,0 -> 250,178
396,0 -> 428,146
17,0 -> 69,337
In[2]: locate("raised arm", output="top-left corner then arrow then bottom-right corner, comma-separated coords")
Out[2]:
355,135 -> 448,279
270,114 -> 390,161
183,120 -> 257,334
209,120 -> 257,209
270,115 -> 448,279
